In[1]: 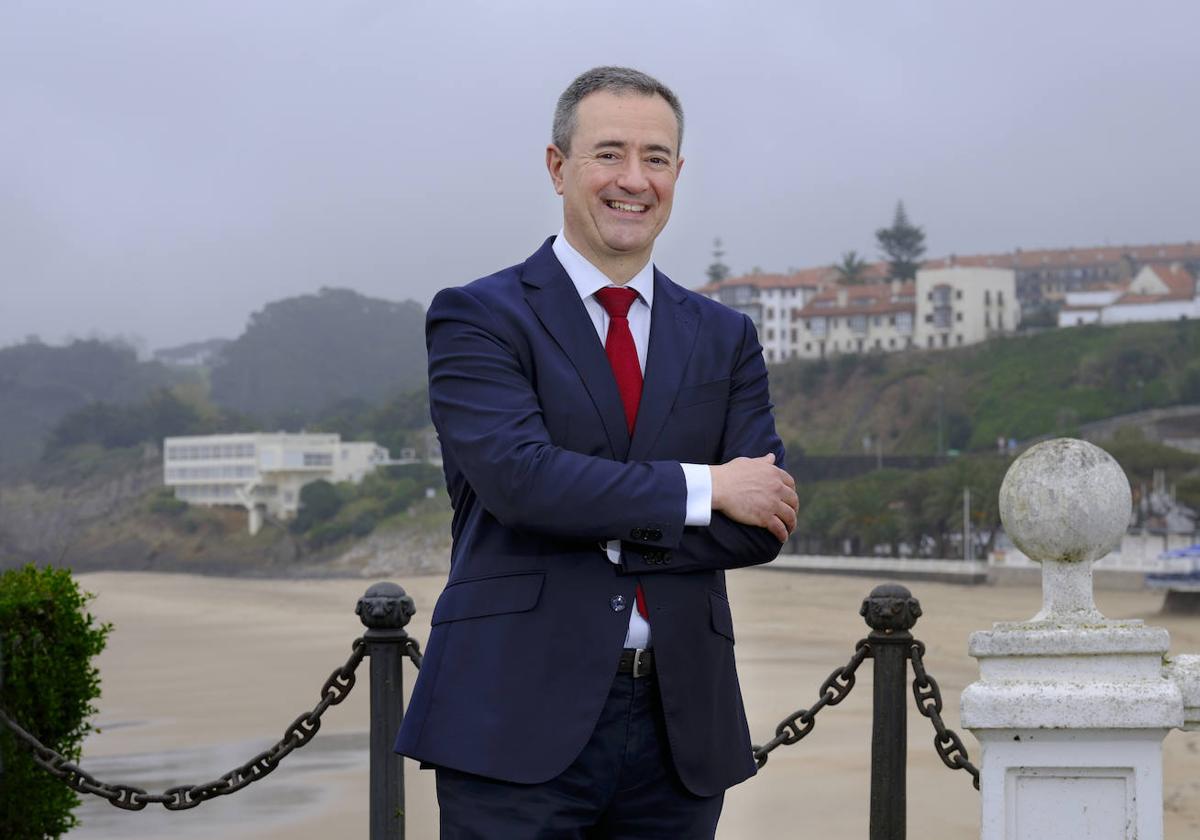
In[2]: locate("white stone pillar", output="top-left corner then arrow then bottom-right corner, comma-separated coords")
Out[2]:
961,438 -> 1183,840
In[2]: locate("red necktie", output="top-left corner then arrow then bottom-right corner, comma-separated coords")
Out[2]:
595,287 -> 649,620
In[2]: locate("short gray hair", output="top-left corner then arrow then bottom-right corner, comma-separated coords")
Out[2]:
552,66 -> 684,156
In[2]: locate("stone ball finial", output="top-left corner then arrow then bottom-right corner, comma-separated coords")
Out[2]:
999,438 -> 1132,621
356,581 -> 415,630
999,438 -> 1131,566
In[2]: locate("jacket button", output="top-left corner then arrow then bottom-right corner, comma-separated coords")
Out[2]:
610,595 -> 627,612
649,529 -> 663,540
630,528 -> 644,540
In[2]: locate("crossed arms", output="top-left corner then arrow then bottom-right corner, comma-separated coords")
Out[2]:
426,285 -> 798,572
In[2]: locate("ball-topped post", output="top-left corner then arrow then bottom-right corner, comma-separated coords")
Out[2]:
998,438 -> 1132,622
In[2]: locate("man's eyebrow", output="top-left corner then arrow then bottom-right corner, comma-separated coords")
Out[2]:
591,139 -> 676,157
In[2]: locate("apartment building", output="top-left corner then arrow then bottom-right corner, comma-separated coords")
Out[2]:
163,432 -> 390,534
923,241 -> 1200,308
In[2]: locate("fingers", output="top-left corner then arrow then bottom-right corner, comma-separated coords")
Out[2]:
767,515 -> 788,543
776,499 -> 797,531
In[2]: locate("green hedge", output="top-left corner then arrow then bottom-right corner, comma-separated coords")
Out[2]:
1,565 -> 111,839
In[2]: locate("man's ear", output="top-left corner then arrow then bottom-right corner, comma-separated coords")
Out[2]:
676,156 -> 684,180
546,144 -> 566,196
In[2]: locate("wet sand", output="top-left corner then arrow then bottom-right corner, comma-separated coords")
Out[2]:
65,569 -> 1200,839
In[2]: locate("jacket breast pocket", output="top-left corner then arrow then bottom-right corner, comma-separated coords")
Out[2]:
432,571 -> 545,626
709,590 -> 735,643
675,378 -> 730,409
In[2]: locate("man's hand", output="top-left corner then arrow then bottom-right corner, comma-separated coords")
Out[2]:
709,454 -> 799,543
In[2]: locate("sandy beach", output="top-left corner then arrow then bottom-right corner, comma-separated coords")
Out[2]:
61,568 -> 1200,839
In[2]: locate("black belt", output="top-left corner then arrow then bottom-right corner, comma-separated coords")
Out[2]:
617,648 -> 654,678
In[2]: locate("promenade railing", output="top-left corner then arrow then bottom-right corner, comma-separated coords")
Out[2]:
0,575 -> 979,839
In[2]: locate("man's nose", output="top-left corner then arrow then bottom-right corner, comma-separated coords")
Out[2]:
615,158 -> 651,193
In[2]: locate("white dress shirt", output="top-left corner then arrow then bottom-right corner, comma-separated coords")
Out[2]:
552,232 -> 713,649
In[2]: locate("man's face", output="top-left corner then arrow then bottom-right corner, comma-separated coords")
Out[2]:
547,90 -> 683,278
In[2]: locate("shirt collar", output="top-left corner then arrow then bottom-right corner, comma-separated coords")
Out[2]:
552,231 -> 655,310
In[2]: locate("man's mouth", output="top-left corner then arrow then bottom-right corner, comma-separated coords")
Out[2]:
605,200 -> 648,213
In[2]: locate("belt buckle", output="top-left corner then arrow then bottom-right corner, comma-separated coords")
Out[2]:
632,648 -> 645,678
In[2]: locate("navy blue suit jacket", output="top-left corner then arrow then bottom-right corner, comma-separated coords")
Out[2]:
394,238 -> 784,797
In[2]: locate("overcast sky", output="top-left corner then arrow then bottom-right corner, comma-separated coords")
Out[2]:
3,1 -> 1198,352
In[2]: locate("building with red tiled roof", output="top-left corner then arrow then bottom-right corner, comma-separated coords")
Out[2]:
1058,263 -> 1200,327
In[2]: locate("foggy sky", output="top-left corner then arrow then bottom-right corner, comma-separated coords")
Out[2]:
3,1 -> 1199,352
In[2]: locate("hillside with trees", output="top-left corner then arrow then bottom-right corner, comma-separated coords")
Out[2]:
209,287 -> 426,424
0,339 -> 185,473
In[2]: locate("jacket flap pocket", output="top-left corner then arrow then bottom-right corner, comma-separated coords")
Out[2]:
676,378 -> 730,408
432,571 -> 545,626
709,590 -> 735,642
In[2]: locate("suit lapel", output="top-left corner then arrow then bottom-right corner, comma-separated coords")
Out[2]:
629,269 -> 700,461
521,239 -> 631,459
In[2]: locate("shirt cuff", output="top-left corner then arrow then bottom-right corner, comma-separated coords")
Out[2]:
680,463 -> 713,527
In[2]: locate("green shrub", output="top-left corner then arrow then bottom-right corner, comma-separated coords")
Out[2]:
0,565 -> 111,838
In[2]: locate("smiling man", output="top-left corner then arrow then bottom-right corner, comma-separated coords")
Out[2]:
395,66 -> 798,839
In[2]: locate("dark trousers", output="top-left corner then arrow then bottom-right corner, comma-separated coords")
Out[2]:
435,668 -> 724,839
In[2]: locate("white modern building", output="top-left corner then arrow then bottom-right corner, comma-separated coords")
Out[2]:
1058,263 -> 1200,327
163,432 -> 391,534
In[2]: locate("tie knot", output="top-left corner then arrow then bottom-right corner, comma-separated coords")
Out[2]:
595,287 -> 639,319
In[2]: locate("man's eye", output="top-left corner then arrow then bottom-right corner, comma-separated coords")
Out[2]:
598,152 -> 619,160
648,157 -> 669,166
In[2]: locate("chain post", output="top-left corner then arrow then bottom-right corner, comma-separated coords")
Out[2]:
860,583 -> 923,840
356,582 -> 418,840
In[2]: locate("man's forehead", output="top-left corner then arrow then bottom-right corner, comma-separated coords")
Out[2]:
574,91 -> 680,150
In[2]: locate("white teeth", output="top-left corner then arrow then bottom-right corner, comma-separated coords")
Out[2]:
607,200 -> 647,213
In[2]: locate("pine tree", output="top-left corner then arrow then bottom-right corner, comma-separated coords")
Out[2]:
706,237 -> 731,284
875,202 -> 927,281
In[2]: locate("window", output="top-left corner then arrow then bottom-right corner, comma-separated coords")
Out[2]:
985,312 -> 991,329
805,342 -> 811,351
956,312 -> 963,322
955,290 -> 963,300
303,452 -> 333,467
790,328 -> 797,342
874,339 -> 881,349
766,349 -> 775,361
934,307 -> 952,329
984,290 -> 991,306
766,328 -> 775,340
810,317 -> 827,337
888,338 -> 896,348
997,291 -> 1005,305
873,316 -> 881,326
895,312 -> 913,333
766,307 -> 775,320
849,315 -> 867,334
956,334 -> 964,345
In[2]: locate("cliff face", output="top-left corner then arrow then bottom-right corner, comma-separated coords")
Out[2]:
0,450 -> 163,565
0,449 -> 450,578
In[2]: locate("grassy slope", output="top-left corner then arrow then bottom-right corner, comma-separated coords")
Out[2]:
770,320 -> 1200,456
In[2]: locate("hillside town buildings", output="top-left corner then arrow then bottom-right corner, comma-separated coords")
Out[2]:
699,240 -> 1200,361
701,264 -> 1019,360
163,432 -> 390,534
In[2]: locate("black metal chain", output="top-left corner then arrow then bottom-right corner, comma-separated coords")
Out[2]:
0,637 -> 368,811
751,638 -> 871,768
402,636 -> 423,669
909,640 -> 980,790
